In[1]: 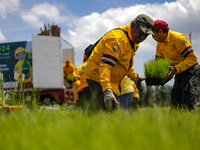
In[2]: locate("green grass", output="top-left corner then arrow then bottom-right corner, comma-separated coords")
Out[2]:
144,58 -> 172,78
0,106 -> 200,150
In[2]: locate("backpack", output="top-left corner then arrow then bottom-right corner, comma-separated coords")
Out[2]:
84,28 -> 135,59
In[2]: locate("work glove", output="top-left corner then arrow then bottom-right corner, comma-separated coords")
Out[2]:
133,76 -> 145,92
103,89 -> 119,109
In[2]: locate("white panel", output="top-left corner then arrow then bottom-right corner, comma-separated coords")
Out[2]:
62,48 -> 75,64
32,35 -> 64,88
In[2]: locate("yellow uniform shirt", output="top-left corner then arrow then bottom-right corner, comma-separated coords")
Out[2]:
117,76 -> 134,96
133,82 -> 139,98
156,30 -> 198,74
73,60 -> 89,100
63,62 -> 75,78
84,23 -> 139,94
72,68 -> 80,101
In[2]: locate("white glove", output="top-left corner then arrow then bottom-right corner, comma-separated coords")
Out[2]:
103,89 -> 119,109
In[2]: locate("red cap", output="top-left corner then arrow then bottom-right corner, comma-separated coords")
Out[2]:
154,20 -> 168,30
66,60 -> 70,65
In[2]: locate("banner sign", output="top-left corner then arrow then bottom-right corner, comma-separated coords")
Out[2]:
0,41 -> 32,88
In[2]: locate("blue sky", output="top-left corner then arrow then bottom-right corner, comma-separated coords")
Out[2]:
0,0 -> 200,85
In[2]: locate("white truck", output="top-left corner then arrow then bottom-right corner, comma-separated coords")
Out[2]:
0,35 -> 75,104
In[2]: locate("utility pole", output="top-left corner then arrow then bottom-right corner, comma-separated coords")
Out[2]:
189,32 -> 192,44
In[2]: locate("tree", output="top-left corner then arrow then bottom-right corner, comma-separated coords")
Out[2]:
140,84 -> 154,107
139,83 -> 172,107
155,85 -> 172,107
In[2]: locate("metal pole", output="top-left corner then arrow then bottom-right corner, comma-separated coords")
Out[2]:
189,32 -> 192,44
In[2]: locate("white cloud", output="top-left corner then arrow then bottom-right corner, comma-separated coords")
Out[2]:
69,0 -> 198,51
66,0 -> 200,78
0,29 -> 6,42
21,2 -> 68,27
0,0 -> 20,19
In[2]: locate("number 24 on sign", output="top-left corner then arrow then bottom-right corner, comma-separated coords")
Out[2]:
0,45 -> 10,52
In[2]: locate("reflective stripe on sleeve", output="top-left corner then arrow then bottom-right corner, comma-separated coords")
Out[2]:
72,77 -> 80,83
101,54 -> 118,67
181,46 -> 194,57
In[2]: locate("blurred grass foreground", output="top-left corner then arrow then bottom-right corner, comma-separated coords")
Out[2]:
0,106 -> 200,150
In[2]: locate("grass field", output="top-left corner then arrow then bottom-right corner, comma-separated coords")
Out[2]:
0,106 -> 200,150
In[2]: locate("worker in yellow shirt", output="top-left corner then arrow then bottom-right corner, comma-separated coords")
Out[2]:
72,67 -> 81,104
84,14 -> 154,111
63,60 -> 75,88
117,76 -> 134,112
73,53 -> 91,109
153,20 -> 200,111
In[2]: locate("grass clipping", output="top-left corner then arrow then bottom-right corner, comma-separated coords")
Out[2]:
144,58 -> 172,78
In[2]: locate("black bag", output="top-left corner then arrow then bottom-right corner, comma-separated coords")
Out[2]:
84,28 -> 135,59
84,39 -> 100,59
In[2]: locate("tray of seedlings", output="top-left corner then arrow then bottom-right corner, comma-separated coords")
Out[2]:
144,58 -> 172,86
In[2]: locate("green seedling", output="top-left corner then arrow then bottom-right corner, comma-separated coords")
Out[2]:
144,58 -> 172,78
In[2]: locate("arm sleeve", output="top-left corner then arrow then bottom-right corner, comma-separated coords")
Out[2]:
69,63 -> 75,74
72,68 -> 81,87
175,52 -> 198,73
98,36 -> 121,91
174,38 -> 198,73
99,64 -> 112,92
126,68 -> 138,80
73,80 -> 81,87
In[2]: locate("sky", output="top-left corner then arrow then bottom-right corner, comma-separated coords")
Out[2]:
0,0 -> 200,85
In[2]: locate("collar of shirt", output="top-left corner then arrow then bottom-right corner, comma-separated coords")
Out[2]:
127,23 -> 134,42
164,30 -> 171,44
120,23 -> 133,42
120,23 -> 140,52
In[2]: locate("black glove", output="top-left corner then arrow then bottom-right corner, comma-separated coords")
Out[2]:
133,77 -> 145,92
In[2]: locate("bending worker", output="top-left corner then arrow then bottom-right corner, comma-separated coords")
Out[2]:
83,14 -> 155,111
153,20 -> 200,111
73,52 -> 91,109
63,60 -> 75,88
